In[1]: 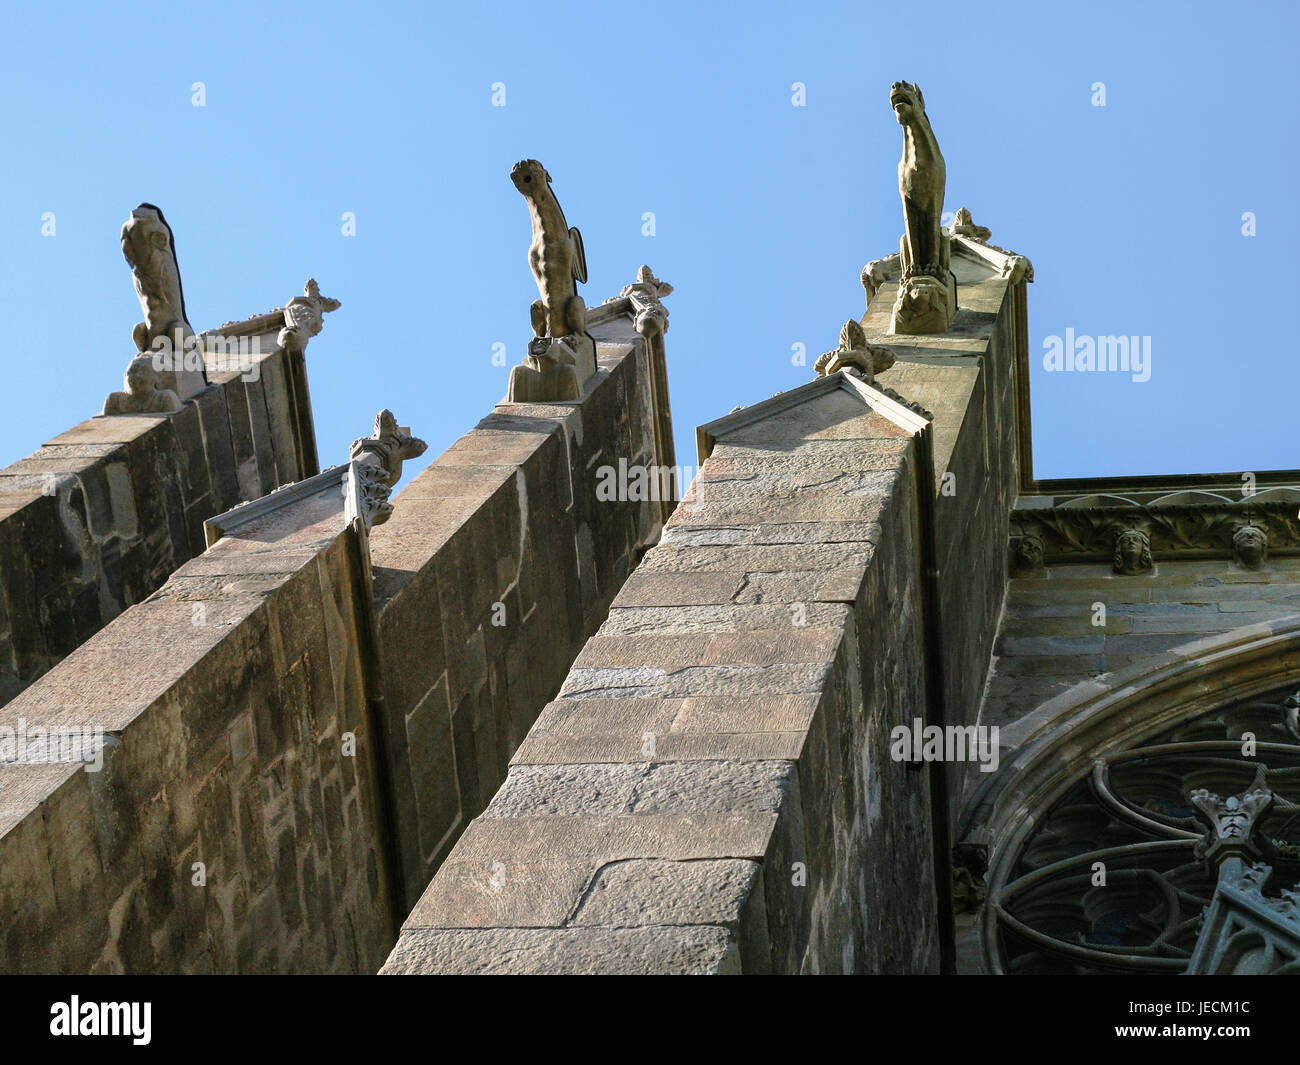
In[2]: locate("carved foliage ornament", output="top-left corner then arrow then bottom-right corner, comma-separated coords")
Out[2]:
278,279 -> 341,355
346,409 -> 427,528
1011,495 -> 1300,567
814,319 -> 897,379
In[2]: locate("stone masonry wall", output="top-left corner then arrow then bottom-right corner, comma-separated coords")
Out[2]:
0,347 -> 316,706
868,266 -> 1024,828
380,385 -> 941,974
366,321 -> 672,910
0,477 -> 394,973
981,557 -> 1300,732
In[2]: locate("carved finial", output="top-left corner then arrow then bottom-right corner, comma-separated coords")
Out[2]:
1111,526 -> 1153,574
278,279 -> 341,355
949,207 -> 991,241
888,83 -> 956,335
121,203 -> 207,401
102,355 -> 183,416
507,160 -> 596,402
346,410 -> 427,528
814,319 -> 897,379
1191,767 -> 1274,866
1232,523 -> 1268,570
618,265 -> 673,338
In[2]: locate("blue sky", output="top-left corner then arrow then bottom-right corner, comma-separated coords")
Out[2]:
1,0 -> 1295,486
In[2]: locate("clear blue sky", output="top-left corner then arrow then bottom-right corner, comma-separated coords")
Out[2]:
1,0 -> 1295,486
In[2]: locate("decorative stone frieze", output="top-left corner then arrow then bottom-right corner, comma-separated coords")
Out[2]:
1010,487 -> 1300,566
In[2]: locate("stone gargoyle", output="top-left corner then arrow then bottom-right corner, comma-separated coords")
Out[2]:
121,203 -> 207,400
507,160 -> 596,402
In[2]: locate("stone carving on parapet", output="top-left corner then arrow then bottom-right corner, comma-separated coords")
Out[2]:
1111,525 -> 1154,574
861,254 -> 901,304
1233,523 -> 1269,569
507,159 -> 595,403
1191,767 -> 1274,865
609,265 -> 673,339
121,203 -> 207,401
814,319 -> 897,379
889,82 -> 957,335
945,207 -> 1034,284
102,355 -> 183,416
347,410 -> 427,528
278,279 -> 341,355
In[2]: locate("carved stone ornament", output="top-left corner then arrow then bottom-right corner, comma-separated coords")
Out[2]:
102,354 -> 183,416
508,159 -> 596,401
813,319 -> 897,379
1191,767 -> 1275,866
1232,522 -> 1269,569
861,254 -> 901,305
1011,489 -> 1300,568
1111,525 -> 1153,575
948,206 -> 991,241
278,279 -> 341,355
618,265 -> 673,339
1010,533 -> 1045,575
121,203 -> 207,401
889,82 -> 956,335
345,410 -> 427,528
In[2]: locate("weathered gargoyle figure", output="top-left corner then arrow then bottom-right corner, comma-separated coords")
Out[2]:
102,355 -> 183,416
278,279 -> 341,356
1233,523 -> 1269,570
814,319 -> 897,379
1112,526 -> 1153,575
889,82 -> 956,335
508,159 -> 596,401
121,203 -> 207,400
348,410 -> 428,528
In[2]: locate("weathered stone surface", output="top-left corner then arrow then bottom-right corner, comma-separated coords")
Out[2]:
367,335 -> 671,905
0,345 -> 316,706
385,380 -> 944,975
380,925 -> 737,975
0,482 -> 392,974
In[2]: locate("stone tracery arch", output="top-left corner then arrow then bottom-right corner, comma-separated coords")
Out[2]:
965,618 -> 1300,974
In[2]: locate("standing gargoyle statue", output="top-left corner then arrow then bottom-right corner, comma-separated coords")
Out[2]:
889,82 -> 956,334
507,159 -> 596,402
120,203 -> 208,401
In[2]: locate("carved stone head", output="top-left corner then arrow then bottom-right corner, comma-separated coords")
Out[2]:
1112,527 -> 1153,575
510,159 -> 551,194
889,81 -> 925,123
124,355 -> 161,396
1233,524 -> 1268,569
1012,534 -> 1045,574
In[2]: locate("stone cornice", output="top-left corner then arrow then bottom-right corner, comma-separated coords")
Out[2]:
1011,486 -> 1300,564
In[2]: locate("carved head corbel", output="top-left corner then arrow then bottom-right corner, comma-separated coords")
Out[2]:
1111,525 -> 1153,575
